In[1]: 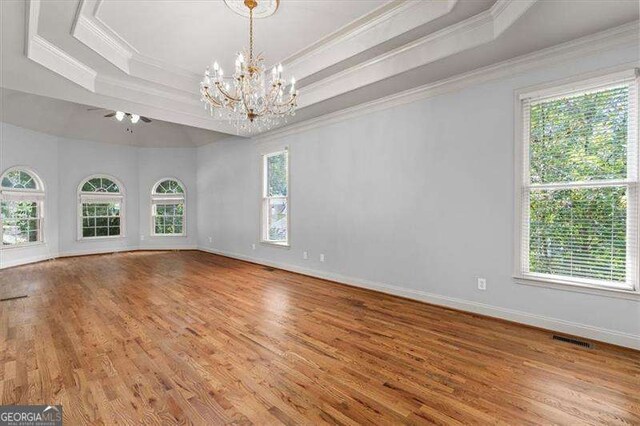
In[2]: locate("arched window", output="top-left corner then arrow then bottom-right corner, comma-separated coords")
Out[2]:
0,167 -> 45,247
151,178 -> 185,236
78,175 -> 125,239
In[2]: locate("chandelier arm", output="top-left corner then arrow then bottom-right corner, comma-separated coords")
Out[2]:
203,89 -> 224,107
271,93 -> 298,108
214,82 -> 241,103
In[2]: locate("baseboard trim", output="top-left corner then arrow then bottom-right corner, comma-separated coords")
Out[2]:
0,246 -> 199,269
0,253 -> 57,269
198,246 -> 640,351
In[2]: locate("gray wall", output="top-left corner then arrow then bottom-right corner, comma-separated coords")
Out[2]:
196,44 -> 640,348
0,122 -> 198,267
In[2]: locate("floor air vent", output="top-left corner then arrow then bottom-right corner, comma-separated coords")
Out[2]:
263,267 -> 276,272
0,295 -> 28,302
552,335 -> 593,349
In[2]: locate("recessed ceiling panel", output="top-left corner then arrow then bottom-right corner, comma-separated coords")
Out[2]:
95,0 -> 390,75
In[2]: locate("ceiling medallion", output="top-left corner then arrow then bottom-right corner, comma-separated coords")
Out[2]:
223,0 -> 279,18
200,0 -> 297,133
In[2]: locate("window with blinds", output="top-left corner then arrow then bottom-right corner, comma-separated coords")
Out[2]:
518,71 -> 638,292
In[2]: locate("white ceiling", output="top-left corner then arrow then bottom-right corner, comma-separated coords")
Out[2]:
0,0 -> 638,146
0,88 -> 226,147
95,0 -> 389,75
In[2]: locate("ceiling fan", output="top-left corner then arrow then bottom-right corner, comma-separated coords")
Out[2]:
87,107 -> 152,123
86,108 -> 152,134
103,110 -> 152,124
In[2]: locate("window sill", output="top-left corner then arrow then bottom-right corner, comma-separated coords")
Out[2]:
150,234 -> 187,238
1,241 -> 45,250
514,275 -> 640,301
260,241 -> 290,249
78,235 -> 126,242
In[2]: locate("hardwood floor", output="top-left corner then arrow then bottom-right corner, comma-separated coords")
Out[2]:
0,251 -> 638,425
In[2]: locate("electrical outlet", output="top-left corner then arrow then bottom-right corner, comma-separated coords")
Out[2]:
477,278 -> 487,291
252,243 -> 256,250
303,251 -> 308,260
208,236 -> 213,244
140,235 -> 145,241
320,254 -> 325,262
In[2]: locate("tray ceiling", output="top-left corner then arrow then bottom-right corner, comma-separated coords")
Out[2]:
94,0 -> 389,75
1,0 -> 638,146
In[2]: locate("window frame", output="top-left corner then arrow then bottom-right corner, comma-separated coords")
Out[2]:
150,177 -> 186,237
260,148 -> 290,247
514,67 -> 640,298
0,166 -> 45,249
77,174 -> 126,241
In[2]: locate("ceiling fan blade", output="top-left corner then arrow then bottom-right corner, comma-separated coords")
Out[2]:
86,107 -> 104,111
140,117 -> 152,123
104,112 -> 116,118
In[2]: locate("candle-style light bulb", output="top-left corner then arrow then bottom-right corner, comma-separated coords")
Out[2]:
290,77 -> 295,93
213,61 -> 219,71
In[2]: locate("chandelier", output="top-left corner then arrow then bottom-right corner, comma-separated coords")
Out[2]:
200,0 -> 298,132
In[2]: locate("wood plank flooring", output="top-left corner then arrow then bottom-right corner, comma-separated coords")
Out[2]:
0,250 -> 638,425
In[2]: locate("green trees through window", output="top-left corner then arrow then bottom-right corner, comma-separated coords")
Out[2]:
1,168 -> 43,246
152,179 -> 185,236
526,83 -> 635,286
79,175 -> 123,239
263,150 -> 289,244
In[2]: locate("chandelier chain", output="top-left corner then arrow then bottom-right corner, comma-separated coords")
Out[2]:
249,7 -> 254,64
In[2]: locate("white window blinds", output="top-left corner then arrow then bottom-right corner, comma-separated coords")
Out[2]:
519,72 -> 638,291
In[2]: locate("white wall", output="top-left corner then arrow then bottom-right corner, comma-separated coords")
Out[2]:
0,123 -> 198,266
197,44 -> 640,349
57,138 -> 140,256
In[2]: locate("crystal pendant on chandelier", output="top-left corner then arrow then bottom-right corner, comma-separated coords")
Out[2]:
200,0 -> 298,133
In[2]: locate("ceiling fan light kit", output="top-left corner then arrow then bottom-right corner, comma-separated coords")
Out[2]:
200,0 -> 298,133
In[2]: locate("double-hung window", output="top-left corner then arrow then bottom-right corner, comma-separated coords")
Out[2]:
151,179 -> 186,236
261,149 -> 289,246
0,168 -> 45,247
516,70 -> 639,293
78,175 -> 125,239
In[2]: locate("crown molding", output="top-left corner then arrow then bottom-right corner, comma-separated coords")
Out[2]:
282,0 -> 458,80
27,35 -> 97,92
297,0 -> 538,108
70,0 -> 461,95
42,0 -> 534,117
23,0 -> 238,134
72,14 -> 132,73
24,0 -> 40,49
255,21 -> 639,143
72,0 -> 197,93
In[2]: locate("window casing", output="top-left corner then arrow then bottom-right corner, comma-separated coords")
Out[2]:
0,167 -> 45,247
151,179 -> 186,236
78,175 -> 125,240
261,149 -> 289,246
516,70 -> 639,294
